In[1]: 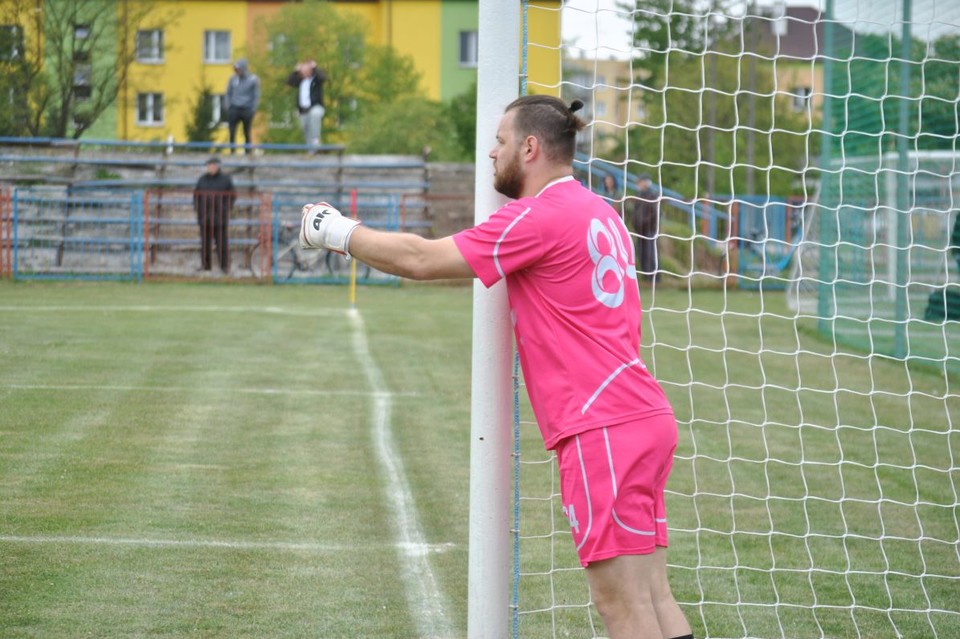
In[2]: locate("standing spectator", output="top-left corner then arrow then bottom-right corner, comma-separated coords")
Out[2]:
627,173 -> 660,281
600,173 -> 619,203
286,60 -> 327,152
193,157 -> 236,274
599,174 -> 625,219
299,95 -> 693,639
224,59 -> 260,154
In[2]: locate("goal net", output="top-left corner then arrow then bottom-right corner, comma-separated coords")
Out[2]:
510,1 -> 960,637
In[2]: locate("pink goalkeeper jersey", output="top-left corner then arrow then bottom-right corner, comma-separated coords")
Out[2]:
453,176 -> 674,450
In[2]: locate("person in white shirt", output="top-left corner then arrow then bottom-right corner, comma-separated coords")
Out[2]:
286,60 -> 327,152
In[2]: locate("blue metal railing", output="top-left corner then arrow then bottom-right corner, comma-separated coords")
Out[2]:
4,186 -> 406,284
574,154 -> 805,287
11,189 -> 145,282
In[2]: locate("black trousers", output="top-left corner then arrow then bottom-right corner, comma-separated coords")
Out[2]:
227,106 -> 254,152
199,216 -> 229,272
635,234 -> 659,279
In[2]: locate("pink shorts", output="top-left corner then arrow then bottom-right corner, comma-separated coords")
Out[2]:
555,414 -> 677,567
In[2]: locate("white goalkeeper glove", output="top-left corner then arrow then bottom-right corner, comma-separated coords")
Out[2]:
299,202 -> 361,255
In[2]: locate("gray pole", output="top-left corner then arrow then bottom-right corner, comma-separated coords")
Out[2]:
894,0 -> 912,358
746,0 -> 758,196
817,0 -> 837,332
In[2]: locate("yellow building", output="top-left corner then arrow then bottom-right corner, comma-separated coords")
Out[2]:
563,54 -> 643,152
120,1 -> 247,142
116,0 -> 560,143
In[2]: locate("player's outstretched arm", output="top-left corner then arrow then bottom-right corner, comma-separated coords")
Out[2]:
300,202 -> 474,281
350,226 -> 474,281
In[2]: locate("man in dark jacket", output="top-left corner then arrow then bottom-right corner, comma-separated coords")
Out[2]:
193,157 -> 236,273
286,60 -> 326,151
626,174 -> 660,281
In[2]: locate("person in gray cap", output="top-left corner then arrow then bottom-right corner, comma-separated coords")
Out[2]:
193,157 -> 236,273
224,59 -> 260,154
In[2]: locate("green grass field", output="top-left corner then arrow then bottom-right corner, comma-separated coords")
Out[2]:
1,281 -> 957,639
1,282 -> 475,638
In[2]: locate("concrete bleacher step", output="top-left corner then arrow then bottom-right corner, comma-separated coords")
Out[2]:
0,143 -> 479,239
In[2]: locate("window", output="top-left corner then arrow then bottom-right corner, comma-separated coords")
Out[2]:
595,101 -> 607,117
203,30 -> 230,63
136,29 -> 163,62
569,72 -> 587,86
73,64 -> 92,100
459,30 -> 478,67
74,24 -> 90,40
137,92 -> 163,125
210,93 -> 225,125
791,86 -> 811,112
0,25 -> 23,61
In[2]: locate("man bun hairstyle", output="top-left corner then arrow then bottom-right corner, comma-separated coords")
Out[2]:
505,94 -> 586,165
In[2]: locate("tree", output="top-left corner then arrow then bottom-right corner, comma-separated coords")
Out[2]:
345,95 -> 464,160
446,81 -> 477,160
621,48 -> 816,198
0,0 -> 172,138
917,35 -> 960,150
185,85 -> 216,144
620,0 -> 736,86
353,43 -> 423,114
0,1 -> 51,136
247,0 -> 424,145
829,31 -> 960,155
616,0 -> 816,198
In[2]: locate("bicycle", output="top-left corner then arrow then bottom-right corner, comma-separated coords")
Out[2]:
248,220 -> 370,282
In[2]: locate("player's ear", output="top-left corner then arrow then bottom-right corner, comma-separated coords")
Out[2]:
522,135 -> 539,163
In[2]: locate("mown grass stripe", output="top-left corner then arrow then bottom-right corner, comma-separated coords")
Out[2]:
1,382 -> 419,397
0,534 -> 457,554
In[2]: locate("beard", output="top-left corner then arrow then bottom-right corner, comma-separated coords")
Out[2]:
493,150 -> 524,199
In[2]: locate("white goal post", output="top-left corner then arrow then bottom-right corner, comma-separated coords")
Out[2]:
466,1 -> 518,638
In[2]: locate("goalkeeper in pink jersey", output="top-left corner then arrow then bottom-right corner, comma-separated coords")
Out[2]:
300,95 -> 693,639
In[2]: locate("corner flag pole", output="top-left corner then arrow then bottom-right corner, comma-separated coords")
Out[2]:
467,1 -> 518,637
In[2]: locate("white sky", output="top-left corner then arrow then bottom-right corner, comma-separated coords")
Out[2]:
559,0 -> 824,56
559,0 -> 960,55
560,0 -> 635,58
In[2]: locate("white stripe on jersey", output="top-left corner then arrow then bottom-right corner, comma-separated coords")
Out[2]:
493,206 -> 533,279
581,358 -> 641,415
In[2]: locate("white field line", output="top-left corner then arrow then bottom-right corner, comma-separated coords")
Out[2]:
0,383 -> 419,397
0,534 -> 455,554
348,308 -> 456,639
3,302 -> 455,634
